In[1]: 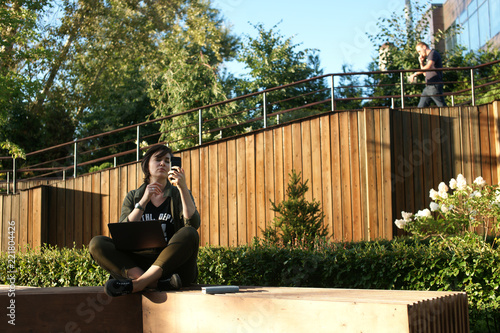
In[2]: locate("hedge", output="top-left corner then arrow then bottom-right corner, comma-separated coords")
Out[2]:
1,237 -> 499,332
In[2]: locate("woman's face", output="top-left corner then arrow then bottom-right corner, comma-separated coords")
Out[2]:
148,151 -> 171,180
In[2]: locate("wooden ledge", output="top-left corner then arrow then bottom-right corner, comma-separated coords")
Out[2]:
0,286 -> 469,332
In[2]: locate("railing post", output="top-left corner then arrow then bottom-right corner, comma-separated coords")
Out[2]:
74,140 -> 77,178
470,68 -> 475,106
391,98 -> 395,109
7,171 -> 10,195
263,92 -> 267,128
199,109 -> 203,145
451,95 -> 455,106
400,72 -> 405,109
330,75 -> 335,111
136,125 -> 140,161
12,158 -> 16,193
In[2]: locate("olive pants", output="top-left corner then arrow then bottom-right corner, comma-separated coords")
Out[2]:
89,226 -> 199,285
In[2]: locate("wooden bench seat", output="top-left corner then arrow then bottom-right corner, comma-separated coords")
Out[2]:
0,285 -> 469,332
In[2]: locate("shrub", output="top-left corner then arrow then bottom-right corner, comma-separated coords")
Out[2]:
261,170 -> 328,249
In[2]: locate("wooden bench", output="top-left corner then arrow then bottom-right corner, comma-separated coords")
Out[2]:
0,285 -> 469,332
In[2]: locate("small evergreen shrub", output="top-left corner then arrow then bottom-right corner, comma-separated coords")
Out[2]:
261,170 -> 328,249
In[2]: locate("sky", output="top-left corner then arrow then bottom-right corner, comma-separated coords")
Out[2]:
214,0 -> 444,77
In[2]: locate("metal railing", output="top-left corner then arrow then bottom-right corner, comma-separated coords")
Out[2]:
1,59 -> 499,193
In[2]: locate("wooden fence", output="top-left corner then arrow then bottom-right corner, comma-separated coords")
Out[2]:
1,102 -> 499,251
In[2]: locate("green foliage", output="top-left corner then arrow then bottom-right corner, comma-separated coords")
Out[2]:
395,174 -> 500,241
233,22 -> 329,129
1,238 -> 500,331
260,170 -> 328,249
0,245 -> 108,287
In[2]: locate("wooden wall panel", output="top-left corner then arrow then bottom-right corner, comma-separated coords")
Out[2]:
218,141 -> 229,246
208,143 -> 219,245
245,135 -> 256,243
3,104 -> 500,250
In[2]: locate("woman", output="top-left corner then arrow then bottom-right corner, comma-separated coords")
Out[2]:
89,145 -> 200,297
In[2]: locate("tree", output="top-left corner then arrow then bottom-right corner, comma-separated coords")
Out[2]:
335,64 -> 365,110
1,0 -> 239,173
261,170 -> 328,249
234,22 -> 329,129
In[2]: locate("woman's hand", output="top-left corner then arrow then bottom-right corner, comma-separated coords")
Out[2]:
168,167 -> 187,189
144,181 -> 164,200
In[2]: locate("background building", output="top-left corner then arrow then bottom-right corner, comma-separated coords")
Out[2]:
439,0 -> 500,52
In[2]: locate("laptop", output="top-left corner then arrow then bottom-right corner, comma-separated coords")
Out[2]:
108,221 -> 168,251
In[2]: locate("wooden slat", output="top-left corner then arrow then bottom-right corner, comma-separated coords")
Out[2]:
301,120 -> 313,202
402,109 -> 415,214
91,173 -> 101,241
74,177 -> 84,246
0,196 -> 4,251
100,170 -> 110,237
226,140 -> 238,246
461,107 -> 472,181
479,105 -> 492,184
199,146 -> 210,246
330,112 -> 343,242
208,144 -> 220,245
218,141 -> 228,246
470,107 -> 482,180
358,110 -> 369,239
311,117 -> 323,206
245,135 -> 256,243
320,116 -> 334,240
236,137 -> 247,245
56,183 -> 66,248
255,132 -> 266,238
440,107 -> 453,183
283,124 -> 293,189
291,122 -> 303,175
208,143 -> 219,245
391,110 -> 405,235
65,179 -> 75,248
349,112 -> 362,241
421,108 -> 433,209
364,109 -> 378,241
431,107 -> 444,187
264,129 -> 275,229
274,127 -> 284,205
108,168 -> 120,227
450,106 -> 462,177
381,109 -> 392,239
411,109 -> 425,212
20,190 -> 29,249
374,110 -> 383,239
492,101 -> 500,183
82,175 -> 92,247
339,111 -> 352,241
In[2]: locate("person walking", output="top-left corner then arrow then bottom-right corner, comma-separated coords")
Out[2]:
409,42 -> 447,107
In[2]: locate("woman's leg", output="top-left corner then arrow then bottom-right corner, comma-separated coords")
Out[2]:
153,226 -> 200,285
89,235 -> 147,280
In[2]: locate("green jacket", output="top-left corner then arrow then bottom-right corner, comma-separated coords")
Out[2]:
119,182 -> 200,231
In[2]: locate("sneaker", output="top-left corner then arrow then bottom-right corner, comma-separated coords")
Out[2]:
157,273 -> 182,291
104,279 -> 133,297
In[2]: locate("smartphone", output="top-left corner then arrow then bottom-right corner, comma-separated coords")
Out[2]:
171,156 -> 182,169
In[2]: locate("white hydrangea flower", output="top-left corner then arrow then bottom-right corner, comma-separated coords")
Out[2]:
438,182 -> 449,193
474,176 -> 486,187
401,211 -> 413,221
470,190 -> 482,198
429,189 -> 439,201
449,178 -> 457,190
416,208 -> 432,218
438,190 -> 448,199
394,219 -> 408,229
441,204 -> 449,213
430,202 -> 440,211
456,174 -> 467,190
